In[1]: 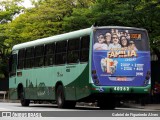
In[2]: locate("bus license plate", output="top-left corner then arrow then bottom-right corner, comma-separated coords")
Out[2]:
113,87 -> 130,92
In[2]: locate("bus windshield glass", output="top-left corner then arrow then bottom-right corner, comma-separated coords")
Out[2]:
92,28 -> 150,87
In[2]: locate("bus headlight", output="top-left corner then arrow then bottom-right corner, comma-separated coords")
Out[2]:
92,70 -> 97,74
143,71 -> 151,86
92,70 -> 99,85
94,79 -> 99,85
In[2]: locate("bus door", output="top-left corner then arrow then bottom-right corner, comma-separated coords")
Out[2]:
9,53 -> 18,99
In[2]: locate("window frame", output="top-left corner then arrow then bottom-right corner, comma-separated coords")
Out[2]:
67,38 -> 80,64
80,35 -> 90,63
34,45 -> 45,67
55,40 -> 67,65
9,54 -> 17,77
44,43 -> 55,66
24,47 -> 35,69
17,49 -> 25,69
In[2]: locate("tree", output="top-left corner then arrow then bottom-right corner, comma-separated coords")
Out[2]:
62,0 -> 96,31
0,0 -> 24,23
0,0 -> 24,78
5,0 -> 77,44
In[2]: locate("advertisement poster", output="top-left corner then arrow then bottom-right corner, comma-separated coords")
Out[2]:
92,28 -> 151,87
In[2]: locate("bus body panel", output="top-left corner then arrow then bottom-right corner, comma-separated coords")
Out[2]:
9,27 -> 92,101
9,63 -> 88,100
9,26 -> 151,104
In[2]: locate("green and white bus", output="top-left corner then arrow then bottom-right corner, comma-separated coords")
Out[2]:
9,26 -> 151,109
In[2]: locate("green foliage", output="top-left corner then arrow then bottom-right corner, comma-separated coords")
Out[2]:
63,8 -> 93,31
5,0 -> 77,45
0,0 -> 24,78
0,0 -> 24,22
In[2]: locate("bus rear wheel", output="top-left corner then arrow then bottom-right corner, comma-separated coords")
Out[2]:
56,85 -> 76,108
20,88 -> 30,106
56,85 -> 67,108
97,97 -> 116,110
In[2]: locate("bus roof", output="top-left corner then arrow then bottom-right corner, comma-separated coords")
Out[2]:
95,26 -> 147,31
12,27 -> 92,51
12,26 -> 146,51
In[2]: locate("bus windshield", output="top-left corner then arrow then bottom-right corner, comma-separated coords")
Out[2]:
92,28 -> 151,87
93,28 -> 149,51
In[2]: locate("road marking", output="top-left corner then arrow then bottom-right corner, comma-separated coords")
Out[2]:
0,108 -> 12,111
117,107 -> 158,111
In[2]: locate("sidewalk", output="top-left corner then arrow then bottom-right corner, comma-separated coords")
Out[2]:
1,99 -> 160,110
0,99 -> 19,103
123,103 -> 160,110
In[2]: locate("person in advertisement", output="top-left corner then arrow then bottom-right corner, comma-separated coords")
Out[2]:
104,32 -> 112,48
109,33 -> 121,50
93,33 -> 108,50
119,35 -> 129,50
128,41 -> 138,50
94,29 -> 139,51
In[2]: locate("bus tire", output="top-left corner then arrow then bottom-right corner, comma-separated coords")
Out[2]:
56,85 -> 67,108
98,97 -> 116,110
66,101 -> 76,108
20,88 -> 30,106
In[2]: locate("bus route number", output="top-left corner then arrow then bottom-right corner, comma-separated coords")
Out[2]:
113,87 -> 130,91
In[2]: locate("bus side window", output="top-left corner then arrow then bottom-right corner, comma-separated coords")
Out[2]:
55,41 -> 67,65
44,43 -> 55,66
35,45 -> 44,67
67,38 -> 80,64
25,47 -> 34,68
18,49 -> 25,69
80,36 -> 90,62
9,54 -> 17,77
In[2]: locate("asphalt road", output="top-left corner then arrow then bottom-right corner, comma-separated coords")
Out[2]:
1,102 -> 160,111
0,102 -> 160,119
0,102 -> 158,111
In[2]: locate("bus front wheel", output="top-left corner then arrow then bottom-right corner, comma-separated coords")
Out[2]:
20,88 -> 30,106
